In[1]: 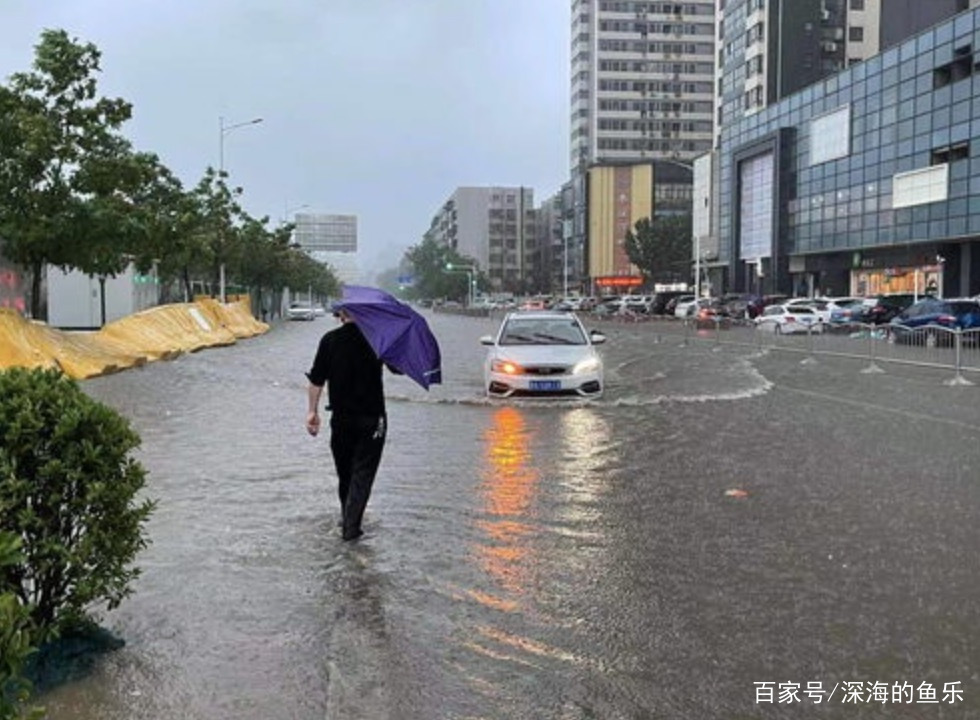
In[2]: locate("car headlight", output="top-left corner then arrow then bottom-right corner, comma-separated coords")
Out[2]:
491,359 -> 522,375
572,357 -> 600,374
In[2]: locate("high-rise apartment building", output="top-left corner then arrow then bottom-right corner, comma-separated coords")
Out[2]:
568,1 -> 713,291
571,0 -> 717,170
424,187 -> 536,293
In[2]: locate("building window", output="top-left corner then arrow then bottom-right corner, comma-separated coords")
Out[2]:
893,165 -> 949,209
933,45 -> 973,88
739,152 -> 774,261
848,26 -> 864,42
849,0 -> 864,9
931,142 -> 970,165
810,105 -> 850,165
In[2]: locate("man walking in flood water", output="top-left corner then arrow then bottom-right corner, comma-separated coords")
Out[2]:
305,308 -> 389,541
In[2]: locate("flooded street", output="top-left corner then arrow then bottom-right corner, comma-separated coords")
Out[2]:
41,311 -> 980,719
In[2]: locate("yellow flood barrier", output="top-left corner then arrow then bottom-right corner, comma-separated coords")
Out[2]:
0,299 -> 269,380
0,308 -> 60,372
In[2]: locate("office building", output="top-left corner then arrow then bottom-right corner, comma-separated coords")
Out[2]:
715,5 -> 980,299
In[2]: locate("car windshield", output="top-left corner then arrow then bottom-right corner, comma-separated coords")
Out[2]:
499,318 -> 587,345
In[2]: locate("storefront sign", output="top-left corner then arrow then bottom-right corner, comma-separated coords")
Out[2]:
596,275 -> 643,288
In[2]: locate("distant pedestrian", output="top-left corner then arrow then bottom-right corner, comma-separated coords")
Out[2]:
305,308 -> 391,541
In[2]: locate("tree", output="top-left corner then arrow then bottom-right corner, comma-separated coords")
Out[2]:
623,214 -> 693,284
403,236 -> 480,302
0,368 -> 155,634
193,167 -> 244,297
0,30 -> 136,319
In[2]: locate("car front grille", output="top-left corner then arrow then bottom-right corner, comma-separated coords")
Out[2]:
524,365 -> 569,376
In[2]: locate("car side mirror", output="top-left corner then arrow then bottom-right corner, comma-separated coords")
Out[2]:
590,331 -> 606,344
479,335 -> 494,346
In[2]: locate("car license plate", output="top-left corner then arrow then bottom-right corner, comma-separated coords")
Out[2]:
530,380 -> 561,391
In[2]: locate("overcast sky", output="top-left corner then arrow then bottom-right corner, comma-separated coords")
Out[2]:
0,0 -> 569,279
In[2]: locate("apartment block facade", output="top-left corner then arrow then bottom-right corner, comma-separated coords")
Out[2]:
568,0 -> 714,291
424,187 -> 536,293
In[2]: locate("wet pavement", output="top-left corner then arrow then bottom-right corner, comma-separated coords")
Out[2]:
38,311 -> 980,719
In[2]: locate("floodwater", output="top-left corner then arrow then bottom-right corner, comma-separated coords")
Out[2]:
39,311 -> 980,719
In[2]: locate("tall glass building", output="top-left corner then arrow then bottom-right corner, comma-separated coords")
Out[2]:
716,5 -> 980,299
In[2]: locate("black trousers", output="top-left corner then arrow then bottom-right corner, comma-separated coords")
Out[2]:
329,414 -> 386,539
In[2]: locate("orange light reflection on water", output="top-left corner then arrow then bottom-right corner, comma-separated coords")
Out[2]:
472,406 -> 539,600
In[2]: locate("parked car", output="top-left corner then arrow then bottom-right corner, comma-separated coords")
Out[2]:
889,298 -> 980,345
784,296 -> 860,324
622,295 -> 654,314
651,291 -> 690,315
754,304 -> 824,334
829,298 -> 876,324
672,295 -> 699,318
677,297 -> 718,319
520,299 -> 547,311
720,293 -> 757,319
858,293 -> 919,325
286,301 -> 317,321
664,294 -> 693,316
479,311 -> 606,398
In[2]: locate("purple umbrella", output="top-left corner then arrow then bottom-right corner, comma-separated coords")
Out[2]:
333,286 -> 442,390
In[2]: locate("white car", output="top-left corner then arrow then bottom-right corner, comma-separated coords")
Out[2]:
676,297 -> 714,318
479,311 -> 606,398
286,302 -> 316,321
755,304 -> 824,334
672,295 -> 698,318
784,296 -> 859,324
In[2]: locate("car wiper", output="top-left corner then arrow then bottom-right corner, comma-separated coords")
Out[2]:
502,334 -> 535,343
532,333 -> 578,344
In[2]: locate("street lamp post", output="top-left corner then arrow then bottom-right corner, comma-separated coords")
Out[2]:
217,115 -> 263,303
564,235 -> 569,298
562,222 -> 571,298
695,235 -> 701,298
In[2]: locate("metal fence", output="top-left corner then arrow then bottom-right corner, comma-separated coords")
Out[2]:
667,318 -> 980,386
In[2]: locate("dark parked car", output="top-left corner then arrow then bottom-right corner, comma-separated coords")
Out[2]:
859,293 -> 919,325
741,294 -> 789,319
651,291 -> 690,315
890,298 -> 980,345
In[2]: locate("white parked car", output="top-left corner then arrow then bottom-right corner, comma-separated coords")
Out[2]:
286,302 -> 316,321
479,311 -> 606,398
784,296 -> 859,324
755,304 -> 824,334
672,295 -> 698,318
676,297 -> 715,319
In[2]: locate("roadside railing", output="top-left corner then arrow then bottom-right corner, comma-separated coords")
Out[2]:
670,317 -> 979,386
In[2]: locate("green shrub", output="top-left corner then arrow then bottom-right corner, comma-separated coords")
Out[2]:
0,533 -> 39,720
0,367 -> 155,636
